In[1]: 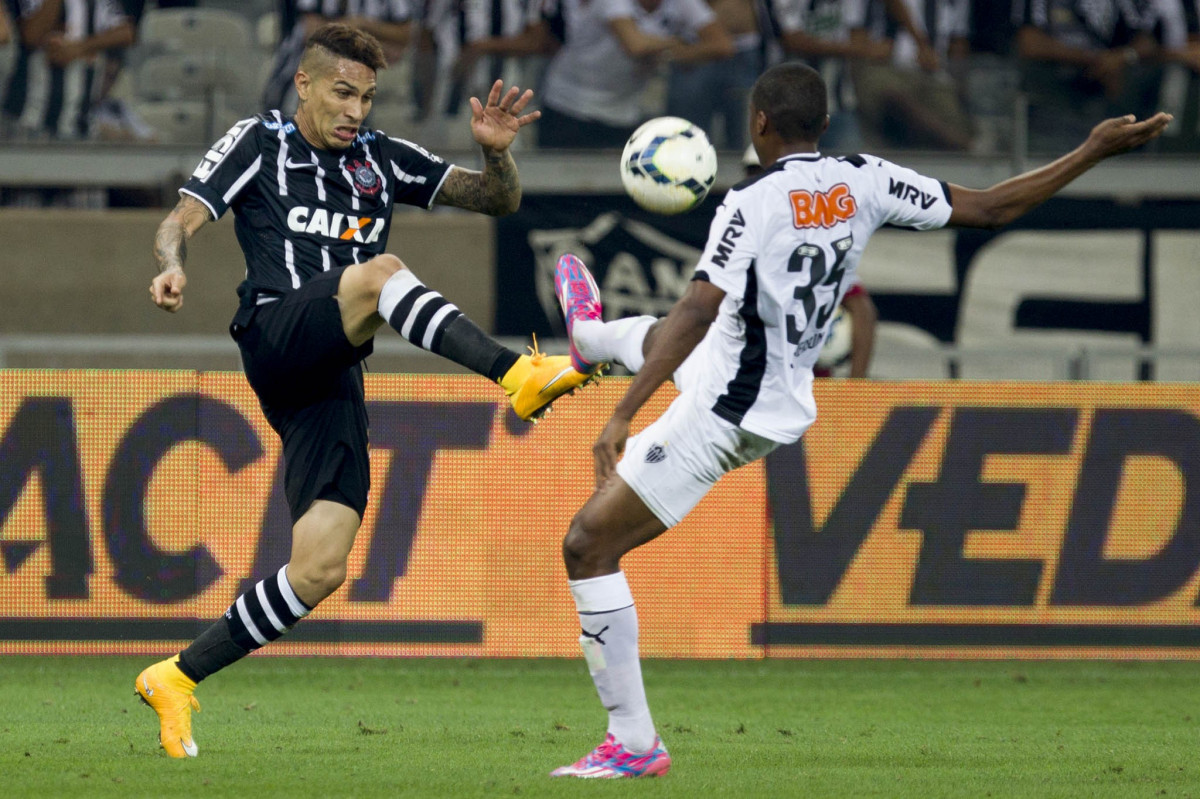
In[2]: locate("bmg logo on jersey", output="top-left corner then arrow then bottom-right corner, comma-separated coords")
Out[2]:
790,183 -> 857,229
286,206 -> 386,243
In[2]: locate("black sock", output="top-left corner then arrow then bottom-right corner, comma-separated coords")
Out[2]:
177,619 -> 248,682
380,270 -> 519,381
178,566 -> 311,683
439,316 -> 520,381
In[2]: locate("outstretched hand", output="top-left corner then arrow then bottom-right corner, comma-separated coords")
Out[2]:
469,80 -> 540,152
593,417 -> 631,488
1085,112 -> 1173,159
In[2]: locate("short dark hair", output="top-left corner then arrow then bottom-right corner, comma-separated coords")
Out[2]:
302,23 -> 387,73
750,62 -> 828,142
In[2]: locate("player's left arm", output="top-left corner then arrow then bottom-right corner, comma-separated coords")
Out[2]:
434,80 -> 539,216
594,279 -> 725,483
947,112 -> 1172,229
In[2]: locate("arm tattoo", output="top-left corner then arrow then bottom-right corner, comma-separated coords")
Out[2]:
436,150 -> 522,216
154,196 -> 210,273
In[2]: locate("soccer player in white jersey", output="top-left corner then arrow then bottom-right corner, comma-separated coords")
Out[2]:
548,61 -> 1171,778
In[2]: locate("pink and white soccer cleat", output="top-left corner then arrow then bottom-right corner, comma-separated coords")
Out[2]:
550,733 -> 671,779
553,253 -> 604,375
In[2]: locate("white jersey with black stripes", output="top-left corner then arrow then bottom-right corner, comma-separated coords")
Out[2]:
688,151 -> 952,443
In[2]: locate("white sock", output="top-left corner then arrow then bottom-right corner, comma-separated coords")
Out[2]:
569,572 -> 657,753
571,316 -> 655,373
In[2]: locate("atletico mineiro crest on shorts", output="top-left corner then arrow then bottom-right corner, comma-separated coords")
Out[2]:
348,160 -> 382,196
645,443 -> 668,464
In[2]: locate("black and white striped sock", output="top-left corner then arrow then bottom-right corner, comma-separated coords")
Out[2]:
378,268 -> 518,381
225,565 -> 312,652
176,565 -> 311,682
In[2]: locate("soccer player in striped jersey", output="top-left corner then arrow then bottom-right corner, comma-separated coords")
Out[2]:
134,23 -> 597,759
549,61 -> 1171,778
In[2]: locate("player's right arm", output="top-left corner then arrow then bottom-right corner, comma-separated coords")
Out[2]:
595,279 -> 726,484
150,195 -> 211,313
152,115 -> 264,311
947,113 -> 1172,230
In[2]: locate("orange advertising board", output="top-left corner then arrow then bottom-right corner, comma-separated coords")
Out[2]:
0,372 -> 1197,659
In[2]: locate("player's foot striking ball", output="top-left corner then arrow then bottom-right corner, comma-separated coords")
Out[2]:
501,337 -> 600,421
554,253 -> 605,375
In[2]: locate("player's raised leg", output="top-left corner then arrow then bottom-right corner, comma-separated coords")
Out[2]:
554,253 -> 666,375
341,253 -> 598,419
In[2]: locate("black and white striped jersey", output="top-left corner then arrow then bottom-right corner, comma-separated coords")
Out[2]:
2,0 -> 144,139
689,152 -> 952,443
179,111 -> 453,295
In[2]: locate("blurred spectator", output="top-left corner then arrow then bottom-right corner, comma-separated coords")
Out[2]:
1147,0 -> 1200,148
1014,0 -> 1162,153
665,0 -> 758,149
413,0 -> 535,125
850,0 -> 975,151
532,0 -> 734,149
764,0 -> 890,152
0,5 -> 13,98
262,0 -> 413,112
960,0 -> 1019,155
2,0 -> 144,141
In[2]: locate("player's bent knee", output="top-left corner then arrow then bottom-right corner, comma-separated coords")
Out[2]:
562,516 -> 618,574
346,254 -> 407,298
288,561 -> 347,604
367,253 -> 404,276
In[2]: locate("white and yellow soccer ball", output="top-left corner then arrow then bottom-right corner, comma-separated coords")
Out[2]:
620,116 -> 718,215
816,306 -> 854,370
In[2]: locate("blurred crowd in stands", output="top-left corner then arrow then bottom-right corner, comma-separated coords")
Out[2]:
1,0 -> 1198,162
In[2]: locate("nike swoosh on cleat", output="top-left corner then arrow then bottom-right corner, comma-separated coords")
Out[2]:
539,367 -> 576,394
142,677 -> 153,697
181,738 -> 198,757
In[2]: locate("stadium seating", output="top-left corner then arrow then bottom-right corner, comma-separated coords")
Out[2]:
127,100 -> 209,145
140,7 -> 254,55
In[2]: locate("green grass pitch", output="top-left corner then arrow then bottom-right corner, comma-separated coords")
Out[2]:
2,656 -> 1198,798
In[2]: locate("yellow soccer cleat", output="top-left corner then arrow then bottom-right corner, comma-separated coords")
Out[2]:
502,335 -> 602,421
135,655 -> 201,758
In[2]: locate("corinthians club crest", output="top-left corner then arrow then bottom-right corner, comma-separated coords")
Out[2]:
348,159 -> 381,196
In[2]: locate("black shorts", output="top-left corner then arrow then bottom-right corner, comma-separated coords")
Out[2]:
230,269 -> 373,522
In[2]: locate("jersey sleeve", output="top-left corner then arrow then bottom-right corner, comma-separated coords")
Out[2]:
866,156 -> 953,230
692,192 -> 756,301
379,134 -> 455,209
178,117 -> 265,221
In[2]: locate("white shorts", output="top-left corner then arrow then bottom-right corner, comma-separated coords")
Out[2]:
616,393 -> 781,528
